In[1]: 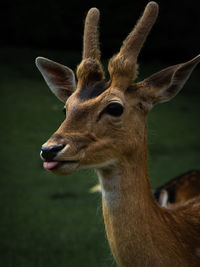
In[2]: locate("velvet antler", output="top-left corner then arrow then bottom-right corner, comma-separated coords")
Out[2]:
108,2 -> 159,88
77,8 -> 105,87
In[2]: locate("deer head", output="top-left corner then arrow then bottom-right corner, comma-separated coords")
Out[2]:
37,2 -> 200,175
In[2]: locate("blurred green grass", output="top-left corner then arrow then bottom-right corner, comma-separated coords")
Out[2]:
0,47 -> 200,266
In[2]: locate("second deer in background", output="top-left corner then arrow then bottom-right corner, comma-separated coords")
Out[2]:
154,170 -> 200,207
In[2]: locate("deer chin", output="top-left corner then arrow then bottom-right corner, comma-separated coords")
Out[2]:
43,160 -> 79,175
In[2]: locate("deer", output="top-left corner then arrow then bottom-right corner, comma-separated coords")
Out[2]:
36,2 -> 200,266
154,170 -> 200,207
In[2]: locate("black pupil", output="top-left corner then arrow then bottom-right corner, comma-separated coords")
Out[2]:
105,103 -> 124,117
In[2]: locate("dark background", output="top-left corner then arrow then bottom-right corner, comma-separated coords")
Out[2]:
1,0 -> 200,63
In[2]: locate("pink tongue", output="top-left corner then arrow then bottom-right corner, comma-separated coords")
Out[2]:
43,161 -> 59,170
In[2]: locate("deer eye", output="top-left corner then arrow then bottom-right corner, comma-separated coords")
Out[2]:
104,102 -> 124,117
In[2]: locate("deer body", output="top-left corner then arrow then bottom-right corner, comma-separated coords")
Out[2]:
98,141 -> 200,266
36,2 -> 200,266
154,170 -> 200,207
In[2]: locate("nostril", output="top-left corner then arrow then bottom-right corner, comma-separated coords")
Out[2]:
42,144 -> 65,152
40,144 -> 65,161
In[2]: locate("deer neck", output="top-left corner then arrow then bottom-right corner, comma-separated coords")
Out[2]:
96,136 -> 172,266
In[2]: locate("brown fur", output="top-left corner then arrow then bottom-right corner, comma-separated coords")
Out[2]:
154,170 -> 200,206
76,59 -> 104,87
36,2 -> 200,266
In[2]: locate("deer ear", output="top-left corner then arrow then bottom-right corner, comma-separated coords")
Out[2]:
35,57 -> 76,103
140,55 -> 200,106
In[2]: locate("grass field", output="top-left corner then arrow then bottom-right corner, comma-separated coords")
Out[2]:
1,47 -> 200,266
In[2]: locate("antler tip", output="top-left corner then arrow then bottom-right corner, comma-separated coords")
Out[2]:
146,2 -> 159,14
87,7 -> 100,19
147,1 -> 159,8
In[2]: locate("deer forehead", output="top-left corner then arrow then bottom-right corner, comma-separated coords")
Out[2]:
63,88 -> 146,133
66,85 -> 128,114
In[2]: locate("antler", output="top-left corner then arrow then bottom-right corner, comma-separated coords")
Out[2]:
108,2 -> 159,87
77,8 -> 104,87
83,8 -> 101,60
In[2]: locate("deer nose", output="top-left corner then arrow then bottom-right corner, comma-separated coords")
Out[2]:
40,144 -> 65,161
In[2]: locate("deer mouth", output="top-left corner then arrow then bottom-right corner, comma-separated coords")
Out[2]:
43,160 -> 79,171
